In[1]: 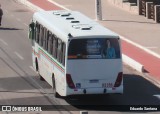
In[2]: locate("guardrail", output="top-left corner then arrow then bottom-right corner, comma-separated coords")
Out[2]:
146,2 -> 153,19
138,0 -> 160,23
138,0 -> 152,16
155,5 -> 160,22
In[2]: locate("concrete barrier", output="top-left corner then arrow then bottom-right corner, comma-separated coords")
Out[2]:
122,54 -> 144,73
146,2 -> 153,19
155,5 -> 160,23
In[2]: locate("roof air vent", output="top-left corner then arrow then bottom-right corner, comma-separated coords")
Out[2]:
72,25 -> 80,29
71,21 -> 80,23
72,25 -> 92,30
66,17 -> 74,20
53,11 -> 71,16
81,27 -> 91,30
61,13 -> 71,17
53,12 -> 60,15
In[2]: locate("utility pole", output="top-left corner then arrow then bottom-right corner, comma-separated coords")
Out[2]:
95,0 -> 102,20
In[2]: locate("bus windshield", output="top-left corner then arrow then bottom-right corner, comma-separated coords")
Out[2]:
68,38 -> 121,59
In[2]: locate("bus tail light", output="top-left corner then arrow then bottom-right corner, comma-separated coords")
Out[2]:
66,74 -> 75,89
114,72 -> 123,87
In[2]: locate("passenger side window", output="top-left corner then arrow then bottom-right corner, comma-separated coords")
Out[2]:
45,30 -> 49,51
35,22 -> 40,43
43,28 -> 46,49
52,35 -> 58,59
57,39 -> 62,63
62,42 -> 66,66
39,25 -> 44,46
34,23 -> 66,66
47,31 -> 53,54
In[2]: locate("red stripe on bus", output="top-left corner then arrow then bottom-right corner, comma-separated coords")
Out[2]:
33,49 -> 65,73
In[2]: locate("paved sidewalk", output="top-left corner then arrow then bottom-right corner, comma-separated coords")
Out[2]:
20,0 -> 160,81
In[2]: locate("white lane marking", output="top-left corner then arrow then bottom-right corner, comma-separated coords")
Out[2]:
47,0 -> 70,11
120,35 -> 160,59
0,39 -> 8,46
14,52 -> 24,60
29,66 -> 35,72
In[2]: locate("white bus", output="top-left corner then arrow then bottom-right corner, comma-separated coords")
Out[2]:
29,10 -> 123,97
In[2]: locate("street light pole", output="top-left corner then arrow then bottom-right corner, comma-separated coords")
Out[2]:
95,0 -> 102,20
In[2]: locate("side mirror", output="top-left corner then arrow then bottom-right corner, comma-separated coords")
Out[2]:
29,22 -> 35,39
29,22 -> 34,29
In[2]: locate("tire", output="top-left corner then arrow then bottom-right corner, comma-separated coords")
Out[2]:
35,58 -> 39,72
39,75 -> 45,81
52,75 -> 60,98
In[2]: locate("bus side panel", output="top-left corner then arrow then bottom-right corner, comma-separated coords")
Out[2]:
39,51 -> 53,86
52,64 -> 66,96
34,44 -> 66,96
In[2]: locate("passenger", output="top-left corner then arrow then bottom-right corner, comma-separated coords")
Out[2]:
102,40 -> 116,59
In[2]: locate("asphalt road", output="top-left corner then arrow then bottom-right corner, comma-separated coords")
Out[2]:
0,0 -> 160,114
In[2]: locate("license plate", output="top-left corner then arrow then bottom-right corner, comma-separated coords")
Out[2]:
89,79 -> 99,83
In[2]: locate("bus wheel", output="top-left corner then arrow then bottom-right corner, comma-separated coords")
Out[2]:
35,58 -> 45,81
39,75 -> 45,81
52,75 -> 60,98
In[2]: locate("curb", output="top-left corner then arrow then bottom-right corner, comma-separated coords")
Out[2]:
17,0 -> 145,73
122,54 -> 144,73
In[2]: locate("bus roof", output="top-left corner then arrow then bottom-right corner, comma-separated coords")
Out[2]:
33,10 -> 119,40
